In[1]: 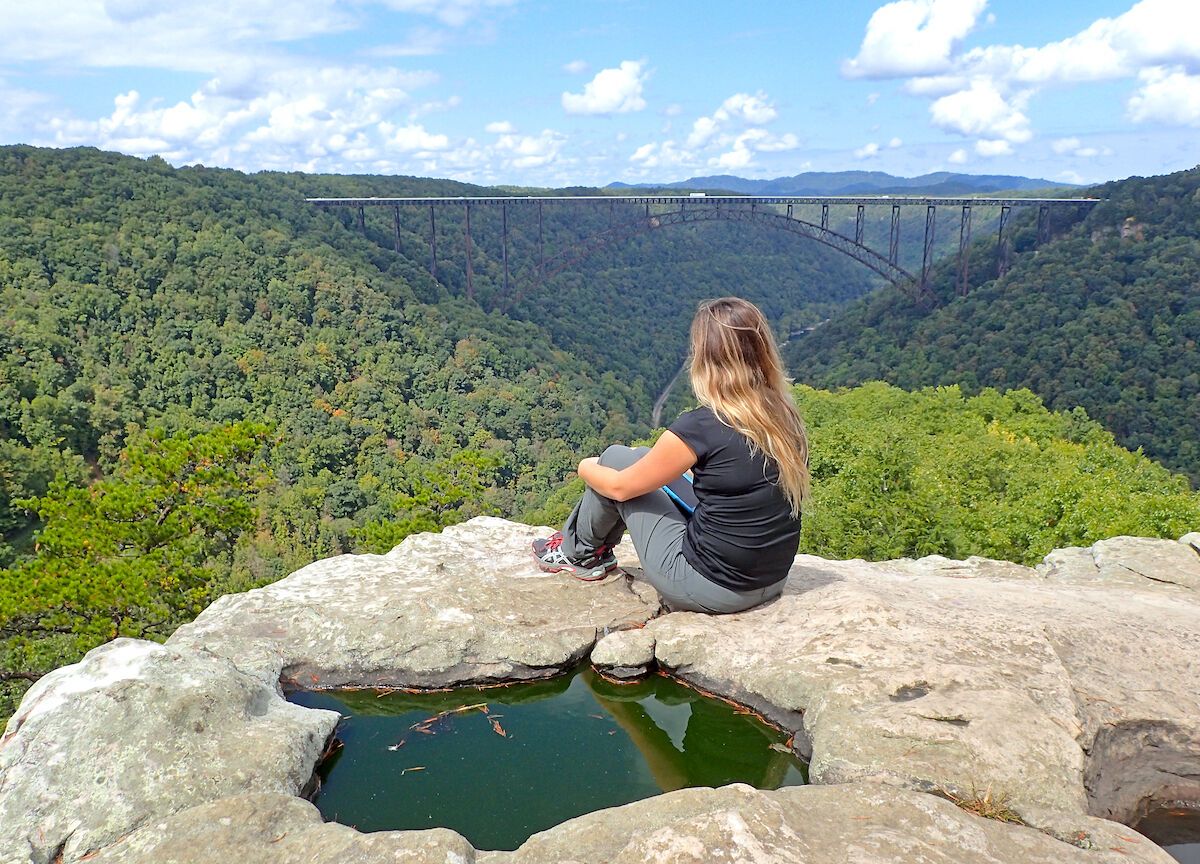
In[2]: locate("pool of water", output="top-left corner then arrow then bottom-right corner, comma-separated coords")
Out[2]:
288,667 -> 807,850
1134,804 -> 1200,864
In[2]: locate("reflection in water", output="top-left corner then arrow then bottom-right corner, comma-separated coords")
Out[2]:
288,667 -> 806,851
1134,805 -> 1200,864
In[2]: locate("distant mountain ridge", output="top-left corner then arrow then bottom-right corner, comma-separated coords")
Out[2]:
608,170 -> 1073,196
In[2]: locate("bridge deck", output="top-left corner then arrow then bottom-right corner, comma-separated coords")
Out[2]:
308,194 -> 1099,208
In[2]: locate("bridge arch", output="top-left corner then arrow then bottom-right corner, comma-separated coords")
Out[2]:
519,204 -> 915,308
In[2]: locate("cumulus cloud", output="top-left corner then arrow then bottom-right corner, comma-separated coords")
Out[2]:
887,136 -> 903,148
929,78 -> 1032,142
948,147 -> 968,164
493,128 -> 566,168
562,59 -> 588,74
843,0 -> 988,78
485,120 -> 515,133
386,122 -> 449,151
629,140 -> 695,170
854,142 -> 881,159
632,89 -> 796,175
709,128 -> 797,169
975,138 -> 1013,156
1127,66 -> 1200,126
561,60 -> 647,114
845,0 -> 1200,151
687,91 -> 778,147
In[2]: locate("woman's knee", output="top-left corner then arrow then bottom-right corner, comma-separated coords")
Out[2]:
599,444 -> 649,470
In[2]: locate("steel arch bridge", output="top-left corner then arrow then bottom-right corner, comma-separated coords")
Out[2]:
308,194 -> 1099,306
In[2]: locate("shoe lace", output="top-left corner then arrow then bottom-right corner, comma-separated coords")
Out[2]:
545,533 -> 563,551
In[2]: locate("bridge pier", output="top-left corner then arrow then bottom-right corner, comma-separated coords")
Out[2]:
428,205 -> 437,280
356,206 -> 365,233
889,205 -> 900,266
1037,205 -> 1051,245
502,203 -> 510,297
957,205 -> 972,297
393,206 -> 401,253
921,205 -> 937,292
854,205 -> 864,245
464,203 -> 473,301
997,205 -> 1012,278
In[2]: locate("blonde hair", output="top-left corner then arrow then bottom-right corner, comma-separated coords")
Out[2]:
688,297 -> 810,515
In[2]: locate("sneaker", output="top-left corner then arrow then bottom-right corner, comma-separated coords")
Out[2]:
532,531 -> 618,581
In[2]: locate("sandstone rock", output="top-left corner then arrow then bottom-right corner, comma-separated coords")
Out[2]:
646,544 -> 1200,825
481,782 -> 1175,864
590,628 -> 655,678
5,520 -> 1198,864
1092,536 -> 1200,590
169,517 -> 660,689
86,793 -> 475,864
1040,536 -> 1200,592
0,640 -> 337,864
1181,532 -> 1200,553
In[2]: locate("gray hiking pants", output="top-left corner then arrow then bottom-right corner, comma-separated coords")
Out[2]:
560,444 -> 785,614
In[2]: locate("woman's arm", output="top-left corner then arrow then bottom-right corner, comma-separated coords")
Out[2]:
578,431 -> 697,502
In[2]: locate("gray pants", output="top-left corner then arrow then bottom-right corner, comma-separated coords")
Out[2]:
560,445 -> 785,614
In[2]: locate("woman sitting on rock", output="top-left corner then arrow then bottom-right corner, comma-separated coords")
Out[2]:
532,296 -> 810,613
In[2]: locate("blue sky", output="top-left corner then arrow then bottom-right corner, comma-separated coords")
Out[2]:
2,0 -> 1197,186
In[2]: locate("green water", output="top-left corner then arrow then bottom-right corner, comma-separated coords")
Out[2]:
288,667 -> 807,850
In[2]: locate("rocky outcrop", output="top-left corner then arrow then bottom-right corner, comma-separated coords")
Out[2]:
483,782 -> 1175,864
640,537 -> 1200,828
1,517 -> 1197,863
0,640 -> 337,864
168,517 -> 660,689
84,794 -> 476,864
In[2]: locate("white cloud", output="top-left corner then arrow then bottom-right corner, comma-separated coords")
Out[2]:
373,0 -> 520,28
1051,135 -> 1115,157
563,59 -> 588,74
0,1 -> 356,72
687,91 -> 779,147
708,128 -> 798,169
867,92 -> 880,105
44,63 -> 439,169
629,140 -> 695,170
888,136 -> 903,148
948,147 -> 968,163
493,128 -> 566,168
929,78 -> 1032,143
845,0 -> 1200,149
485,120 -> 515,133
387,123 -> 449,151
1127,65 -> 1200,126
1052,136 -> 1082,154
561,60 -> 647,114
854,142 -> 881,159
843,0 -> 988,78
663,103 -> 683,117
975,138 -> 1013,156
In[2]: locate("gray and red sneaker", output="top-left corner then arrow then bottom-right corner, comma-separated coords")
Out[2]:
532,531 -> 618,581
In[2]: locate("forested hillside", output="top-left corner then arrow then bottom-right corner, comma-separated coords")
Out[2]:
786,167 -> 1200,483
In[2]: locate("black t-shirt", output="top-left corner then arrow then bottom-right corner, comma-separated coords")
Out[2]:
668,406 -> 801,591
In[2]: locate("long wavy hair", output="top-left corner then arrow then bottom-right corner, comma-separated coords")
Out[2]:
688,297 -> 810,515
